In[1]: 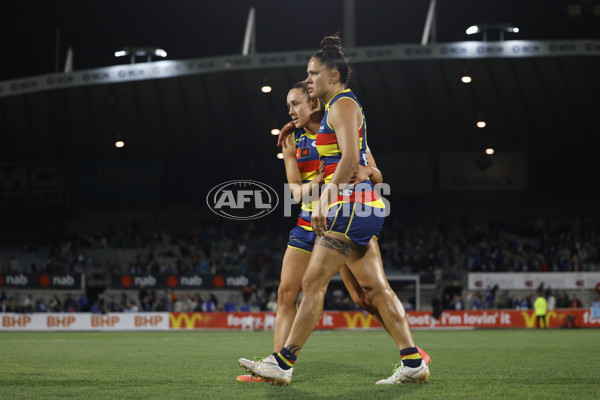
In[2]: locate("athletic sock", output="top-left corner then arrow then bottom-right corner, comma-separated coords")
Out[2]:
274,347 -> 297,370
400,347 -> 423,368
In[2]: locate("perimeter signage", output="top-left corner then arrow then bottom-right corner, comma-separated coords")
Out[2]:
2,310 -> 598,331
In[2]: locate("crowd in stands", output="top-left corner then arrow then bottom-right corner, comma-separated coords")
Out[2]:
441,284 -> 590,312
2,217 -> 599,279
380,217 -> 600,279
1,289 -> 86,314
0,285 -> 280,314
1,216 -> 599,314
0,220 -> 287,282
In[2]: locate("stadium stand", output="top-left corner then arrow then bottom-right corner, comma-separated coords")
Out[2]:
2,205 -> 599,314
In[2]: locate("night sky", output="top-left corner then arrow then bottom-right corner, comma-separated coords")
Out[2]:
2,0 -> 594,81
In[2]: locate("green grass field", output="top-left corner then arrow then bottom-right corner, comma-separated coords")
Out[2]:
1,329 -> 599,399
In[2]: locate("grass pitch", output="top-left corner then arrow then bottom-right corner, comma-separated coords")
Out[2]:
1,329 -> 599,399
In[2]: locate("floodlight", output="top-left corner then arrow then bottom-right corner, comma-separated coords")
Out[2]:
466,25 -> 480,35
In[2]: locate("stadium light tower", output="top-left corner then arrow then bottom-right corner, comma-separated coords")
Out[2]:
421,0 -> 437,45
466,23 -> 519,41
114,46 -> 167,64
242,7 -> 256,55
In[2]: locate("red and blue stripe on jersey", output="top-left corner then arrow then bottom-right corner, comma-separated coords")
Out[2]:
316,89 -> 368,182
294,128 -> 319,230
315,89 -> 385,208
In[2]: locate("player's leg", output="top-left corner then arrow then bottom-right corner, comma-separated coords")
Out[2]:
243,233 -> 352,385
342,203 -> 429,384
282,234 -> 351,351
341,244 -> 431,365
345,237 -> 415,350
339,239 -> 388,332
272,247 -> 311,351
237,230 -> 313,383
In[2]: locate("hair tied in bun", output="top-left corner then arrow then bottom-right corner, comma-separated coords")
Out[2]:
320,35 -> 342,53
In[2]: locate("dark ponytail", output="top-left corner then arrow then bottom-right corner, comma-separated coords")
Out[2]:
312,34 -> 352,86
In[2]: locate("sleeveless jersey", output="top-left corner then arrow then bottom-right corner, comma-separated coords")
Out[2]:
315,89 -> 385,209
294,128 -> 319,230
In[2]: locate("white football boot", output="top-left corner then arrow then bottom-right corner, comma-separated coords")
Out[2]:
238,354 -> 292,386
375,360 -> 430,385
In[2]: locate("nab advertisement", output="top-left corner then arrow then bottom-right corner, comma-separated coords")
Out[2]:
111,273 -> 257,290
0,273 -> 83,289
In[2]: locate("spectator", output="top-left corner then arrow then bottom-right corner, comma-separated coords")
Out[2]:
510,295 -> 520,309
545,289 -> 556,310
569,296 -> 582,308
451,294 -> 463,310
208,293 -> 219,310
35,298 -> 47,312
471,292 -> 483,310
89,301 -> 103,314
202,298 -> 216,312
127,301 -> 139,313
64,293 -> 77,312
77,293 -> 89,312
49,295 -> 62,312
1,298 -> 12,312
484,285 -> 499,309
22,295 -> 33,313
266,292 -> 278,313
520,296 -> 532,310
193,293 -> 203,311
223,297 -> 236,312
556,291 -> 570,308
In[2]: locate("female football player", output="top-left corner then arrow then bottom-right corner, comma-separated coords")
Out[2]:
238,81 -> 389,382
239,35 -> 430,386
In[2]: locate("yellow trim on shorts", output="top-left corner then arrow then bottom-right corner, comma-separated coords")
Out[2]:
320,202 -> 356,243
287,244 -> 312,254
344,202 -> 357,238
326,231 -> 352,242
325,202 -> 344,234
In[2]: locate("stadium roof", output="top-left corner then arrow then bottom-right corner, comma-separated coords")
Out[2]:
3,0 -> 597,80
2,0 -> 600,199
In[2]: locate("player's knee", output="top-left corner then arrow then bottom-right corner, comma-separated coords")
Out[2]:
361,284 -> 388,304
301,275 -> 326,298
277,285 -> 300,308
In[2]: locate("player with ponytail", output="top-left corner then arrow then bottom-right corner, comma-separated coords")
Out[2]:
239,35 -> 430,386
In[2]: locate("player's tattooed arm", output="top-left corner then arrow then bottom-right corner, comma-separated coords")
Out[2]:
316,236 -> 355,258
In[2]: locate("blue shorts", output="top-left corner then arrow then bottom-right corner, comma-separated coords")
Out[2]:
326,202 -> 385,245
287,225 -> 316,253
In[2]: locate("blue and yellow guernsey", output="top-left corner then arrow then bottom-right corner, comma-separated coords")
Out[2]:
294,128 -> 320,231
315,89 -> 385,209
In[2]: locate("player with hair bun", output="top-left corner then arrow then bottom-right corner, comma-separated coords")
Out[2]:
237,80 -> 429,383
239,35 -> 430,386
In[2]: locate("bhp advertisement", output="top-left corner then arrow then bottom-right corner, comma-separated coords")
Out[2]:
0,313 -> 169,331
2,309 -> 598,331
